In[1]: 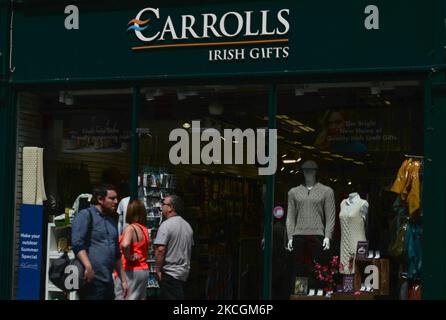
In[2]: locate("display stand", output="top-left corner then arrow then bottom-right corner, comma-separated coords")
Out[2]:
44,223 -> 78,300
140,166 -> 176,298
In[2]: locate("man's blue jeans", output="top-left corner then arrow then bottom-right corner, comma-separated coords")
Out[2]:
79,279 -> 115,300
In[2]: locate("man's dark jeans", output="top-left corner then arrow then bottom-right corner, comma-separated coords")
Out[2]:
79,279 -> 115,300
160,273 -> 185,300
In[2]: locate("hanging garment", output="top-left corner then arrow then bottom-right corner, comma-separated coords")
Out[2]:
401,160 -> 417,202
405,222 -> 422,280
407,161 -> 421,217
391,159 -> 411,195
339,193 -> 368,274
22,147 -> 47,205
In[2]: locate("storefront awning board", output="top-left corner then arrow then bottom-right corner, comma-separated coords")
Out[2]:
9,0 -> 438,84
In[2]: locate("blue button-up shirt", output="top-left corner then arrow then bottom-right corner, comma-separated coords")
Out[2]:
72,206 -> 120,284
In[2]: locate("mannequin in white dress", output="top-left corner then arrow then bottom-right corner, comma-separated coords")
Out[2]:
339,192 -> 368,274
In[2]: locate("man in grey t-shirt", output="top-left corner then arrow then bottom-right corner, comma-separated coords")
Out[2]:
154,195 -> 193,300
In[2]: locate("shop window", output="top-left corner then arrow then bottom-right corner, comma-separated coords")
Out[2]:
137,85 -> 268,299
276,81 -> 423,300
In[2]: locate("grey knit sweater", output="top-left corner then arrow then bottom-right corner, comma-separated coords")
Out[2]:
286,182 -> 336,241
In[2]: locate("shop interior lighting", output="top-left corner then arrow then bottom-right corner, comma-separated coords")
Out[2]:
280,167 -> 285,171
64,93 -> 74,106
384,100 -> 392,106
282,154 -> 287,158
182,122 -> 191,129
348,181 -> 352,186
283,159 -> 299,164
145,92 -> 155,101
290,170 -> 295,173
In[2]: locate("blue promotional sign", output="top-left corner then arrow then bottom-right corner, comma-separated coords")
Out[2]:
16,204 -> 44,300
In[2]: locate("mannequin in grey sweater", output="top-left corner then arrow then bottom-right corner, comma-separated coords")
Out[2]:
286,160 -> 336,292
286,161 -> 335,250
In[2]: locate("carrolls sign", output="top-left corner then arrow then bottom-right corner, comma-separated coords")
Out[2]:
127,7 -> 291,62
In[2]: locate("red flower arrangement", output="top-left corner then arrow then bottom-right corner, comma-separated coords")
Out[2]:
314,256 -> 340,293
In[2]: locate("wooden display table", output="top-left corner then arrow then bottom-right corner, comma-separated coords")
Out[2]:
290,293 -> 376,300
331,292 -> 376,300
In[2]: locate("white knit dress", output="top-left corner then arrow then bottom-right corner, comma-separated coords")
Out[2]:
339,194 -> 368,274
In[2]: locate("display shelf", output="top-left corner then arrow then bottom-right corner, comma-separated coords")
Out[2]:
45,223 -> 78,300
139,167 -> 177,296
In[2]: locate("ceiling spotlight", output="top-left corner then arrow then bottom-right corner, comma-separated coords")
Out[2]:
282,154 -> 287,158
280,167 -> 285,172
182,122 -> 191,129
145,92 -> 154,101
348,181 -> 352,186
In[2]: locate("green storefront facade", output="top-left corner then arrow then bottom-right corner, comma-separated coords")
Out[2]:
1,0 -> 446,299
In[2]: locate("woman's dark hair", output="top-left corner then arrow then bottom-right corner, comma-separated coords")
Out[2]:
126,199 -> 147,225
92,183 -> 117,205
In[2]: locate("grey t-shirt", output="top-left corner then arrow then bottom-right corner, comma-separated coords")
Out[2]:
154,215 -> 194,282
